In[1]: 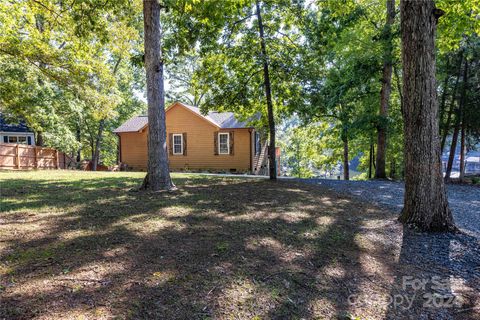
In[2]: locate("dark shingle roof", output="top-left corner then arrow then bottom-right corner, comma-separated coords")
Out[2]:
114,102 -> 253,133
0,114 -> 32,133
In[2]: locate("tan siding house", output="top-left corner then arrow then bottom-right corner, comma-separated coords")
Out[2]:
114,102 -> 266,173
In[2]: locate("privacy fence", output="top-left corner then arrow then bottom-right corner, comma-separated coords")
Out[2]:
0,143 -> 73,169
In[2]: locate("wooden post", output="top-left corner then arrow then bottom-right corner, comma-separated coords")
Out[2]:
15,144 -> 20,169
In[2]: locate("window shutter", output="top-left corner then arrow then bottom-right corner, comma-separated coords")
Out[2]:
27,136 -> 32,145
229,131 -> 234,155
3,136 -> 7,143
182,133 -> 187,156
214,131 -> 218,155
168,133 -> 173,155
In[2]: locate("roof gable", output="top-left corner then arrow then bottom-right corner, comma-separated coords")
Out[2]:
114,102 -> 253,134
166,102 -> 220,128
167,102 -> 253,129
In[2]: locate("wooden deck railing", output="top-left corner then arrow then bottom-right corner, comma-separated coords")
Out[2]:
0,143 -> 74,169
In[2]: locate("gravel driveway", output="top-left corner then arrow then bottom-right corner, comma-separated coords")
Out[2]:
298,179 -> 480,238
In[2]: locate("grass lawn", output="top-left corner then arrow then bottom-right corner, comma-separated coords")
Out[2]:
0,171 -> 478,320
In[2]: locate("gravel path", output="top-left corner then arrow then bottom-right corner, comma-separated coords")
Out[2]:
298,179 -> 480,238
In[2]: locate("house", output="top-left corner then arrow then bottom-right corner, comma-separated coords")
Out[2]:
0,114 -> 35,145
114,102 -> 273,174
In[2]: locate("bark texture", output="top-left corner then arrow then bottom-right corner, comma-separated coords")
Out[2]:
256,0 -> 277,180
141,0 -> 174,191
398,0 -> 455,231
375,0 -> 396,179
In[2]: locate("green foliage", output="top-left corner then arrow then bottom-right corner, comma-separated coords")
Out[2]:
1,0 -> 477,174
0,0 -> 146,164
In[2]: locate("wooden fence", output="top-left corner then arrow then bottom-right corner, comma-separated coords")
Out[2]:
0,143 -> 74,169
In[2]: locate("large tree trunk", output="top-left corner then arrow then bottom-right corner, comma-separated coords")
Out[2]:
141,0 -> 174,191
91,119 -> 105,171
255,0 -> 276,180
398,0 -> 454,231
375,0 -> 396,179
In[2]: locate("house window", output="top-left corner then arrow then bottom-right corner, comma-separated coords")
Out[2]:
4,135 -> 30,144
173,134 -> 183,155
218,132 -> 230,154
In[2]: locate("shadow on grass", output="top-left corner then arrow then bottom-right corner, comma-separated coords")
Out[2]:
1,173 -> 478,319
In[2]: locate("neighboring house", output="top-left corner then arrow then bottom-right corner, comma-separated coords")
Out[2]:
114,101 -> 272,174
442,148 -> 480,175
0,114 -> 35,145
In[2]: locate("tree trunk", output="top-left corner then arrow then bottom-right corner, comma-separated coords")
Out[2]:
459,120 -> 466,182
36,131 -> 44,146
458,59 -> 469,182
375,0 -> 396,179
398,0 -> 454,231
444,118 -> 460,181
141,0 -> 174,191
445,59 -> 468,182
342,128 -> 349,181
440,51 -> 464,152
438,57 -> 451,126
341,122 -> 350,180
368,141 -> 374,179
90,58 -> 122,171
389,159 -> 396,179
255,0 -> 276,180
91,119 -> 105,171
76,126 -> 81,162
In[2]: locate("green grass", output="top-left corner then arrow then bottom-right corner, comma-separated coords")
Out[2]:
0,170 -> 469,320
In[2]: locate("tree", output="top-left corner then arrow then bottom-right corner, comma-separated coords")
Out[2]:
444,58 -> 468,182
375,0 -> 396,179
0,0 -> 144,167
255,0 -> 277,180
398,0 -> 455,231
140,0 -> 175,191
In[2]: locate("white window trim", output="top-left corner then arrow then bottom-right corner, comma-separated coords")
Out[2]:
172,133 -> 183,155
218,132 -> 230,155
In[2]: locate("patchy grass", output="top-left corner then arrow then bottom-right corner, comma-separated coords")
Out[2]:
0,170 -> 478,320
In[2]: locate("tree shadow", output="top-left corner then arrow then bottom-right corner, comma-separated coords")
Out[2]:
384,227 -> 480,320
1,173 -> 477,319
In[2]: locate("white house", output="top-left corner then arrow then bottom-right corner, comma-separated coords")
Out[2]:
0,114 -> 35,145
